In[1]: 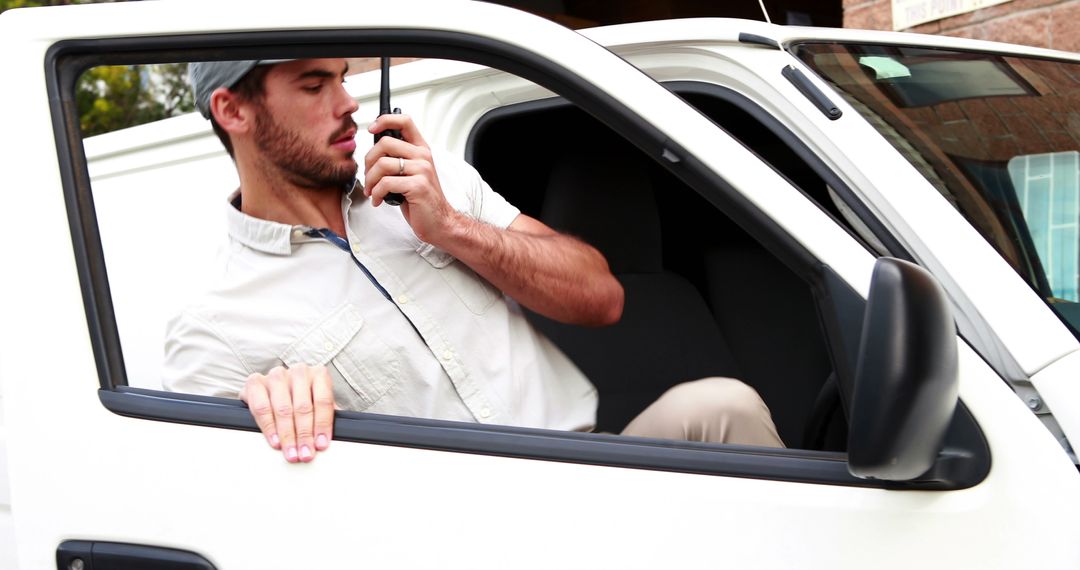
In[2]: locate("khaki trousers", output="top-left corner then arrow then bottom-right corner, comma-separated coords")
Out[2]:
620,377 -> 785,448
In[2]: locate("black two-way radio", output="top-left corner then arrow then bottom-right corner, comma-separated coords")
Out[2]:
374,56 -> 405,206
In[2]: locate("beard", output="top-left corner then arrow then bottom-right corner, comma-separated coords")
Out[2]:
253,105 -> 358,190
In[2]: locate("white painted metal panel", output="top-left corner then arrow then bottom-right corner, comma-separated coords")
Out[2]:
1,3 -> 1078,569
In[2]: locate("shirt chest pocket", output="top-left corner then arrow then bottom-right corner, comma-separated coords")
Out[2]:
279,303 -> 401,410
417,243 -> 501,315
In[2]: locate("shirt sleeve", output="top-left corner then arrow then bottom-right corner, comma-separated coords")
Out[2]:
432,148 -> 520,229
161,309 -> 252,398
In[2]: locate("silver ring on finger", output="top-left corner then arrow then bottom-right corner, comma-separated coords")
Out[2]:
398,157 -> 405,176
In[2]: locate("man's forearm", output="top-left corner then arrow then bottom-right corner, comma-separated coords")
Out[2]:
437,212 -> 623,326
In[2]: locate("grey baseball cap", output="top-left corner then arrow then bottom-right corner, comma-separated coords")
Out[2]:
189,59 -> 292,119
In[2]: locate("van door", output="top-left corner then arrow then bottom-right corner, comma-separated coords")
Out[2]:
1,4 -> 1077,569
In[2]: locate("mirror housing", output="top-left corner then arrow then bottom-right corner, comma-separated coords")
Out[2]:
848,258 -> 958,481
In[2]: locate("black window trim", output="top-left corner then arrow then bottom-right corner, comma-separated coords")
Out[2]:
48,27 -> 987,490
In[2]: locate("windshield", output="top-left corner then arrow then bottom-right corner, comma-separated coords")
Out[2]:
795,43 -> 1080,335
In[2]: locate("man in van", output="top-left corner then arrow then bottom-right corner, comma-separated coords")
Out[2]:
163,58 -> 783,462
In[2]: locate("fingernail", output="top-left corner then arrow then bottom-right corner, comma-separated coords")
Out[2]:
316,434 -> 329,449
367,122 -> 378,131
300,445 -> 313,461
286,446 -> 298,462
270,433 -> 280,448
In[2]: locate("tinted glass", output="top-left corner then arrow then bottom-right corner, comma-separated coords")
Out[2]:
797,43 -> 1080,333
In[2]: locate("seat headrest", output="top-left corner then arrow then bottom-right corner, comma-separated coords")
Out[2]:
541,150 -> 663,274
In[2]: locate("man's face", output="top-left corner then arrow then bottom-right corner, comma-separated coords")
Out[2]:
251,59 -> 359,189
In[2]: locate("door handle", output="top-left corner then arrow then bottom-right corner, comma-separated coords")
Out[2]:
58,540 -> 216,569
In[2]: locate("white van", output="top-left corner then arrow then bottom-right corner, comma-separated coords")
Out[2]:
1,1 -> 1078,568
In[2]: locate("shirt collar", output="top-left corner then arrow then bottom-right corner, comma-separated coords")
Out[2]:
225,183 -> 361,255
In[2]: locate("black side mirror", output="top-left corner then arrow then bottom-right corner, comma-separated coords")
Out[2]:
848,258 -> 958,481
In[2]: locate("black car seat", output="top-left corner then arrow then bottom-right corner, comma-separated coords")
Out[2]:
527,148 -> 743,433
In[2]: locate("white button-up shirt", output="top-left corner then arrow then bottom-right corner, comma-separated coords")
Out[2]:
162,152 -> 597,431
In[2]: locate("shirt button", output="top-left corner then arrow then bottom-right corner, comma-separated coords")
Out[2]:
324,341 -> 334,352
441,350 -> 453,361
292,229 -> 305,240
479,407 -> 492,418
396,294 -> 409,305
351,243 -> 362,254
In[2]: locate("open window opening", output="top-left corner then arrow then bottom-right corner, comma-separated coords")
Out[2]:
52,29 -> 987,487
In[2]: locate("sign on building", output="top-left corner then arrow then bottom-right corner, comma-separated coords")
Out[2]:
892,0 -> 1013,30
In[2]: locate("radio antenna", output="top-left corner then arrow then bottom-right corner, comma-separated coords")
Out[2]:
379,57 -> 392,116
758,0 -> 772,23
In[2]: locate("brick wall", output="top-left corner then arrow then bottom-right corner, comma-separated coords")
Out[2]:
843,0 -> 1080,52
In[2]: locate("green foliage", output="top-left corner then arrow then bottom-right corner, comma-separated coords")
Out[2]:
0,0 -> 95,11
0,0 -> 46,9
2,0 -> 194,136
76,64 -> 195,137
